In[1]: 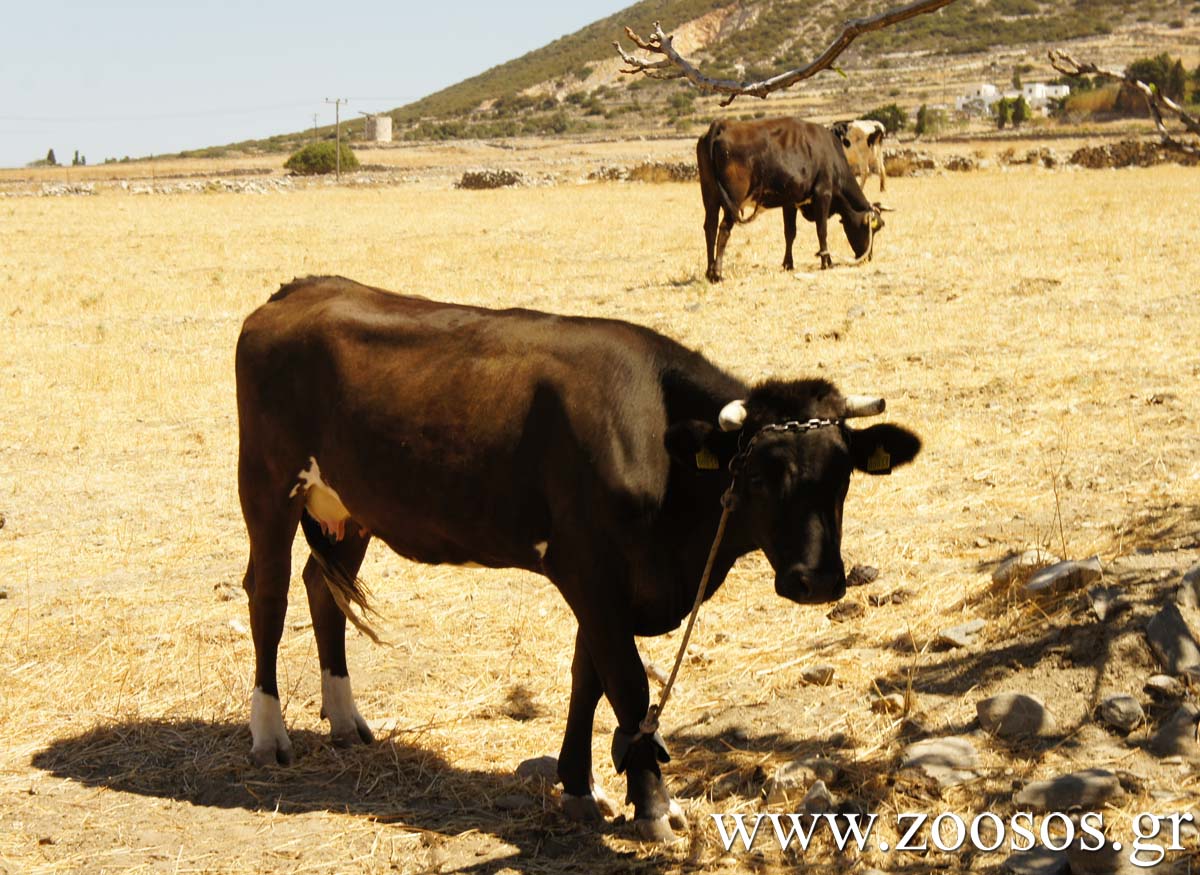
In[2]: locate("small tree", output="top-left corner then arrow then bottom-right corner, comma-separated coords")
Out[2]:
1168,59 -> 1186,103
72,150 -> 80,166
995,97 -> 1012,129
1011,96 -> 1031,127
46,148 -> 57,166
283,141 -> 359,176
915,103 -> 929,137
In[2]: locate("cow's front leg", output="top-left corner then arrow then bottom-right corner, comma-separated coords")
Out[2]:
559,628 -> 618,822
579,624 -> 685,841
813,194 -> 833,269
781,204 -> 797,271
302,522 -> 374,748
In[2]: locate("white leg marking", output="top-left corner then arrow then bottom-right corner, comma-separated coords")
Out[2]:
250,687 -> 292,765
321,669 -> 373,746
533,541 -> 548,560
591,775 -> 619,818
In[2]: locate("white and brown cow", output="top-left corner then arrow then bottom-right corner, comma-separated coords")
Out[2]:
831,119 -> 887,192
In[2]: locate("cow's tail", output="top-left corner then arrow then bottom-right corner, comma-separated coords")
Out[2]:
703,123 -> 762,225
299,511 -> 384,645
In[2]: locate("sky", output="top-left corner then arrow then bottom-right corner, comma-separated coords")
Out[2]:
0,0 -> 631,169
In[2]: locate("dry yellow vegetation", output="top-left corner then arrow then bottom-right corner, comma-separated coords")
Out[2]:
1,146 -> 1198,873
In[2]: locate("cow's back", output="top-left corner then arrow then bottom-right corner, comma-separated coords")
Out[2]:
236,276 -> 685,565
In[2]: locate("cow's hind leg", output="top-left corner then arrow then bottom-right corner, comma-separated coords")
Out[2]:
781,204 -> 797,271
302,521 -> 375,748
703,203 -> 722,283
712,210 -> 735,283
241,496 -> 301,767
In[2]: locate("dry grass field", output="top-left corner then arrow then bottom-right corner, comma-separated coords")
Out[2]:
2,143 -> 1199,874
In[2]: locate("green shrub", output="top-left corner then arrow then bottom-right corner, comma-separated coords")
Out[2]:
284,142 -> 359,175
862,103 -> 908,134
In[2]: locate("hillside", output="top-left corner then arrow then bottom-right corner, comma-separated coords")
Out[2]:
186,0 -> 1199,157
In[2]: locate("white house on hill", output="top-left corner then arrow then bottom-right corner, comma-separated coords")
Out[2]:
956,81 -> 1070,115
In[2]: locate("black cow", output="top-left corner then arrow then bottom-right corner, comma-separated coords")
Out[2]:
235,276 -> 921,841
697,117 -> 885,280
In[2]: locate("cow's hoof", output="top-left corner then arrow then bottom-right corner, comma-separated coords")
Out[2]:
331,718 -> 374,748
633,815 -> 682,843
668,798 -> 687,831
250,743 -> 293,767
562,793 -> 607,823
706,271 -> 722,283
592,782 -> 619,819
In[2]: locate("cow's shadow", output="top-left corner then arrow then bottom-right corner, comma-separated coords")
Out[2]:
31,720 -> 639,874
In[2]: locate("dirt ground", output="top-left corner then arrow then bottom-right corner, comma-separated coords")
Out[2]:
1,138 -> 1199,874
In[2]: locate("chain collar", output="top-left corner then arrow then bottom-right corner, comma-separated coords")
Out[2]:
732,417 -> 840,467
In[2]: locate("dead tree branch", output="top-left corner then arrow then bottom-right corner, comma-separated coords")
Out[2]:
615,0 -> 958,107
1049,49 -> 1200,156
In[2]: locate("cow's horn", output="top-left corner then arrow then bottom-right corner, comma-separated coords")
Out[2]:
718,400 -> 748,431
844,395 -> 886,418
873,201 -> 895,212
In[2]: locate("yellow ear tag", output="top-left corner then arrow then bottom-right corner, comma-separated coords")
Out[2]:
867,445 -> 892,474
695,448 -> 719,470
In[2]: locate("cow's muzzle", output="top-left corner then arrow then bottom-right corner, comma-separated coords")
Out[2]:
775,563 -> 847,604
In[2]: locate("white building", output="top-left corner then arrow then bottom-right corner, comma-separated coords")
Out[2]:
955,81 -> 1070,115
955,83 -> 1000,112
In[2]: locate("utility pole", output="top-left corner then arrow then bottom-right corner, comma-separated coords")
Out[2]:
311,113 -> 319,143
324,97 -> 348,180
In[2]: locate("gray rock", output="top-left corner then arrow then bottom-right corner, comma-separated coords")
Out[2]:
900,737 -> 980,788
492,792 -> 535,811
1098,695 -> 1144,733
936,619 -> 985,649
846,565 -> 879,587
1013,769 -> 1125,811
1145,604 -> 1200,675
1178,563 -> 1200,609
828,601 -> 865,622
800,664 -> 835,686
977,692 -> 1054,738
1003,846 -> 1069,875
801,780 -> 835,814
1087,586 -> 1130,622
515,755 -> 559,784
765,757 -> 840,802
1025,556 -> 1103,595
993,548 -> 1060,585
1145,674 -> 1184,699
1066,835 -> 1140,875
872,692 -> 907,714
1148,704 -> 1200,759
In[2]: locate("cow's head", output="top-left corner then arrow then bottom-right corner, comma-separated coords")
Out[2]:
667,380 -> 920,604
843,205 -> 885,261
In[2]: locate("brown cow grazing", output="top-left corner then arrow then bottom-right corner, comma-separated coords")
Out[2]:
235,276 -> 921,841
697,117 -> 884,281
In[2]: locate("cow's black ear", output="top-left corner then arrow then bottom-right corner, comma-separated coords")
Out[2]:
848,424 -> 921,476
665,420 -> 719,469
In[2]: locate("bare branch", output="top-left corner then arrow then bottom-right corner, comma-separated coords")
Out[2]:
615,0 -> 958,107
1049,49 -> 1200,156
